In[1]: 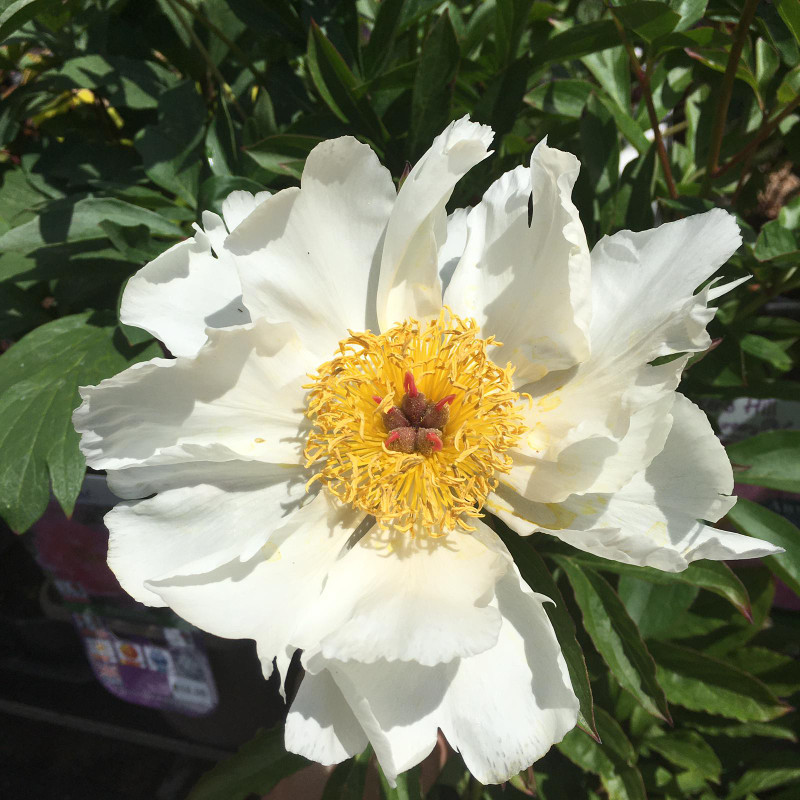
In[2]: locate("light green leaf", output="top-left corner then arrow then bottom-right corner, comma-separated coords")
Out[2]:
187,725 -> 309,800
615,2 -> 681,43
618,576 -> 698,639
727,498 -> 800,597
648,641 -> 789,722
526,79 -> 594,119
739,333 -> 793,372
378,763 -> 422,800
557,557 -> 670,721
728,430 -> 800,493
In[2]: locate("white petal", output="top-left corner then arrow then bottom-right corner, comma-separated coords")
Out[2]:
439,569 -> 578,784
590,208 -> 742,361
377,116 -> 493,330
120,224 -> 250,358
308,564 -> 577,785
444,140 -> 591,383
227,137 -> 395,358
221,189 -> 272,232
438,207 -> 470,293
73,320 -> 316,471
147,494 -> 363,679
105,461 -> 309,606
294,519 -> 509,666
285,669 -> 368,765
495,395 -> 782,570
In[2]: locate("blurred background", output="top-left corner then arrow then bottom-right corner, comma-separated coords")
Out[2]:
1,1 -> 799,798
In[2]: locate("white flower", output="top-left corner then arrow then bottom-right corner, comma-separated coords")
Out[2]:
73,117 -> 781,784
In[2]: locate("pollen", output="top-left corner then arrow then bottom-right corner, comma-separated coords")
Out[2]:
303,310 -> 527,533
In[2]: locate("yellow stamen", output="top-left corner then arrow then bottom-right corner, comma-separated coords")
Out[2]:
304,310 -> 527,533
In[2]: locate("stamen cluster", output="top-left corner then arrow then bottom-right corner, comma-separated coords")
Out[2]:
304,311 -> 527,533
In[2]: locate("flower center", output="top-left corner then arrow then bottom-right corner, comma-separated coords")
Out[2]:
304,310 -> 527,533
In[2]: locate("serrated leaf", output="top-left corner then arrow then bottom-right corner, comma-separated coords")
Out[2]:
556,557 -> 670,721
728,430 -> 800,493
648,641 -> 788,722
0,314 -> 159,531
188,725 -> 308,800
727,498 -> 800,597
498,529 -> 597,738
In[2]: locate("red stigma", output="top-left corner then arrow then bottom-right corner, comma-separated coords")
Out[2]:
403,371 -> 419,397
435,394 -> 456,411
426,432 -> 443,452
385,431 -> 400,444
372,395 -> 383,404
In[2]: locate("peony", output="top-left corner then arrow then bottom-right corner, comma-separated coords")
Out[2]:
73,117 -> 780,784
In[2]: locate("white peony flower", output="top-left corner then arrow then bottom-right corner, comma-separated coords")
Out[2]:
73,117 -> 781,785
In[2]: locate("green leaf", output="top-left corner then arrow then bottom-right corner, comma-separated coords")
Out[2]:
617,575 -> 698,639
0,284 -> 50,338
0,197 -> 184,252
560,548 -> 752,617
321,747 -> 371,800
739,333 -> 793,372
645,731 -> 721,782
0,0 -> 58,44
0,314 -> 159,531
558,707 -> 647,800
531,21 -> 620,71
526,79 -> 594,119
728,430 -> 800,493
243,134 -> 324,180
307,21 -> 386,147
134,80 -> 206,206
556,557 -> 671,721
408,12 -> 460,161
363,0 -> 405,78
728,750 -> 800,799
648,641 -> 789,722
499,531 -> 598,738
188,725 -> 308,800
667,0 -> 707,32
727,498 -> 800,597
495,0 -> 533,68
777,0 -> 800,45
614,2 -> 681,43
378,763 -> 422,800
753,197 -> 800,260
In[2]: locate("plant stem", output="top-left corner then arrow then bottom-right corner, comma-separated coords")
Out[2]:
609,9 -> 678,199
700,0 -> 760,196
169,0 -> 271,96
163,0 -> 248,122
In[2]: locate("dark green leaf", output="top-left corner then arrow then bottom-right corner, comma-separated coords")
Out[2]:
526,79 -> 594,119
378,763 -> 422,800
408,12 -> 460,160
0,314 -> 159,531
617,575 -> 698,639
558,707 -> 646,800
646,730 -> 720,782
243,134 -> 324,180
530,21 -> 620,71
739,333 -> 793,372
728,750 -> 800,799
777,0 -> 800,45
188,725 -> 308,800
0,198 -> 184,252
321,747 -> 371,800
495,0 -> 533,68
0,0 -> 59,44
556,557 -> 671,721
363,0 -> 405,77
614,2 -> 681,43
727,498 -> 800,597
648,641 -> 789,722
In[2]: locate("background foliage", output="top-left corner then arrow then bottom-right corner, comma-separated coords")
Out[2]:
1,0 -> 799,798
